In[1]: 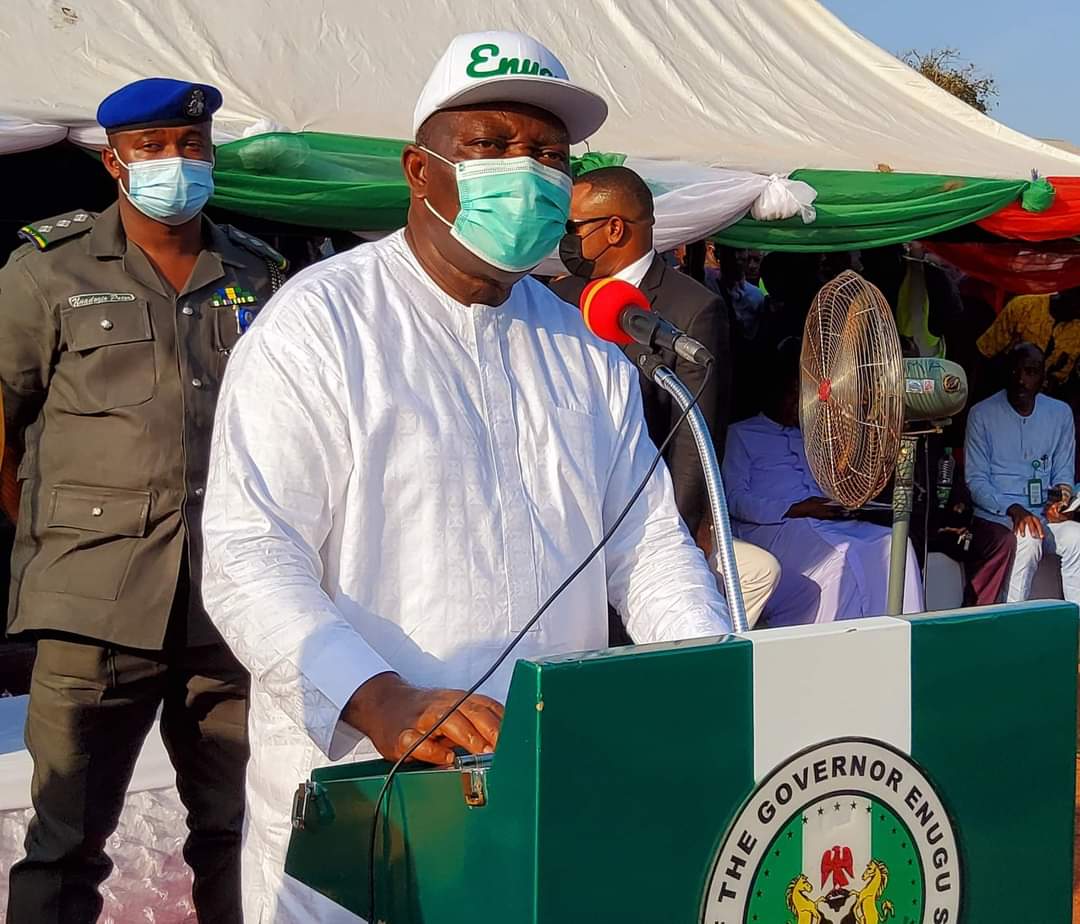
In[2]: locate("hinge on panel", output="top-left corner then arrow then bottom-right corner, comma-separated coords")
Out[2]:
291,780 -> 332,830
455,753 -> 493,807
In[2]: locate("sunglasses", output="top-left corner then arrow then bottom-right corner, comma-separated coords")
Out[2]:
564,215 -> 616,234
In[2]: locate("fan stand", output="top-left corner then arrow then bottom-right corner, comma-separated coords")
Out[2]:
886,421 -> 951,615
886,435 -> 918,615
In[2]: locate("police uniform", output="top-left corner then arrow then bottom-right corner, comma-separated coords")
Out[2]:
1,79 -> 284,924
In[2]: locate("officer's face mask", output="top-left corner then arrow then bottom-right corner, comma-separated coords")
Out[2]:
419,147 -> 571,274
113,151 -> 215,226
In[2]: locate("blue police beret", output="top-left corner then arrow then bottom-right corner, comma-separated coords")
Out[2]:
97,78 -> 222,133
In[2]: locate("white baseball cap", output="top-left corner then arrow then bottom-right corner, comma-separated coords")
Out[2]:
413,31 -> 608,144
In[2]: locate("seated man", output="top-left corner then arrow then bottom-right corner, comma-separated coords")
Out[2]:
722,339 -> 924,625
965,342 -> 1080,603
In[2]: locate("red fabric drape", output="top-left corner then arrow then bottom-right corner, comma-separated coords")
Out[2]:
977,177 -> 1080,241
926,240 -> 1080,299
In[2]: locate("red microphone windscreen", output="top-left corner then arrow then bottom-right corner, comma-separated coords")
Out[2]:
579,278 -> 651,346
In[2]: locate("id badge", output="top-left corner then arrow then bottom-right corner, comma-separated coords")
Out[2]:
1028,478 -> 1044,506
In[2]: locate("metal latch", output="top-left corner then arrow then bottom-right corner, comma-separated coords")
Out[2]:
291,780 -> 332,830
455,753 -> 493,808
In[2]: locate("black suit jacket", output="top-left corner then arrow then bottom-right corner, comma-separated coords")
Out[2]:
550,255 -> 731,538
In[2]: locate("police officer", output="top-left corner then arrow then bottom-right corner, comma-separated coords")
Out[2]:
0,78 -> 285,924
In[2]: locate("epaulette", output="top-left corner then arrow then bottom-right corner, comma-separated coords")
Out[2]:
17,210 -> 95,251
223,226 -> 288,272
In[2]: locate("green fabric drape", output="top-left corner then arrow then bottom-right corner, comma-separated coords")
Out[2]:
713,169 -> 1028,251
212,132 -> 411,230
572,151 -> 627,174
211,133 -> 1032,250
211,132 -> 627,230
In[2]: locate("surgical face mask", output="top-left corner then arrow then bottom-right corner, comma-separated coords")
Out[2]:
421,147 -> 571,273
113,151 -> 214,226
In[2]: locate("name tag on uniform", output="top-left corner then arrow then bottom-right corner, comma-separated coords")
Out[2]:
68,292 -> 136,308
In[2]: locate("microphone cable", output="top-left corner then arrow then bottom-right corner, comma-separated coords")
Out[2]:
922,438 -> 931,603
367,361 -> 714,922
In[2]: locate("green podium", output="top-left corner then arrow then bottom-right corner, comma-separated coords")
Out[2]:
286,603 -> 1077,923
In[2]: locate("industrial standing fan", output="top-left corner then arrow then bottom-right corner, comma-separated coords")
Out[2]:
800,270 -> 969,614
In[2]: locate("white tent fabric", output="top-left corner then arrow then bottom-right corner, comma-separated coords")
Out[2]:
3,0 -> 1079,178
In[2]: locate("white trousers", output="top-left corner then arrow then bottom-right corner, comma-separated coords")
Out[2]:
733,519 -> 924,626
711,539 -> 782,629
1006,519 -> 1080,605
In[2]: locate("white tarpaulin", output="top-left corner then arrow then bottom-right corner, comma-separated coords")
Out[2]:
2,0 -> 1079,178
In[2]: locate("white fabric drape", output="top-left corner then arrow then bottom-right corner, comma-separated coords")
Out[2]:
0,118 -> 66,155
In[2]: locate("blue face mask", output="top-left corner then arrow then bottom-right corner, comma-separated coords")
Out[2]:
113,152 -> 215,226
422,148 -> 571,273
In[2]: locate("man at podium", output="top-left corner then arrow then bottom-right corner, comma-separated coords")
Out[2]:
201,31 -> 731,923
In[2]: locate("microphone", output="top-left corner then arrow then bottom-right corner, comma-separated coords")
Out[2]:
578,278 -> 714,366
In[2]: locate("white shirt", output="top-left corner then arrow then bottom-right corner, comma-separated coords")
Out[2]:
614,249 -> 657,288
201,230 -> 729,923
965,390 -> 1076,526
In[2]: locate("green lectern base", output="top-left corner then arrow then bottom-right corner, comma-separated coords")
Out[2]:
286,603 -> 1078,923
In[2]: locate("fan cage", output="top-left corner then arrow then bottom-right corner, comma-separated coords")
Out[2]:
799,270 -> 905,509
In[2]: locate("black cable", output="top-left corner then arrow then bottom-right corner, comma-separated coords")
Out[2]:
366,361 -> 713,922
922,438 -> 931,602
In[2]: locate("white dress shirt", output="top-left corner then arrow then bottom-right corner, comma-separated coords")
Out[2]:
613,249 -> 657,288
201,230 -> 729,923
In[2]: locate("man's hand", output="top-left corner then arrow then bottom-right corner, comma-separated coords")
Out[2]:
786,496 -> 844,520
1046,485 -> 1074,523
1046,501 -> 1071,524
342,672 -> 504,766
938,526 -> 972,541
1007,504 -> 1045,539
695,520 -> 715,561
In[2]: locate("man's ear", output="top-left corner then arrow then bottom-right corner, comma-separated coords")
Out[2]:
402,145 -> 428,196
607,216 -> 628,245
101,145 -> 122,182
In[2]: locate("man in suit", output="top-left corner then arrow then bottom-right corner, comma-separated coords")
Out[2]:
552,166 -> 780,631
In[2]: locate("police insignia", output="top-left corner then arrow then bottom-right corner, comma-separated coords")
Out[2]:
186,88 -> 206,118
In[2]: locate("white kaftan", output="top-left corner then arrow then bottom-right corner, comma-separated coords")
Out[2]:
200,231 -> 730,923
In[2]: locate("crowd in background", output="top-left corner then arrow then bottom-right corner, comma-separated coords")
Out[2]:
669,237 -> 1080,614
2,219 -> 1077,657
